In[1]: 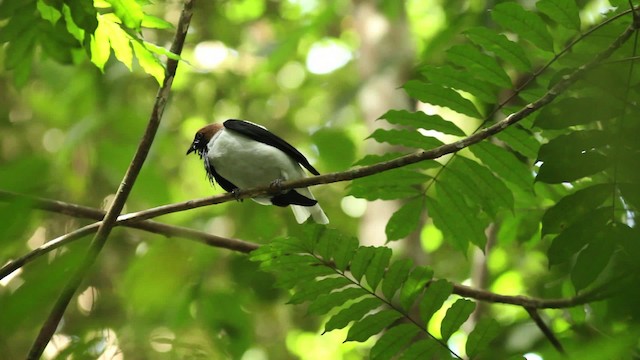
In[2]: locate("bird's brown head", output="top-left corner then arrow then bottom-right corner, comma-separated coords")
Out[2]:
186,123 -> 223,157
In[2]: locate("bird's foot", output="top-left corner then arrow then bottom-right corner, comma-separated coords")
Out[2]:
231,188 -> 243,202
269,178 -> 285,194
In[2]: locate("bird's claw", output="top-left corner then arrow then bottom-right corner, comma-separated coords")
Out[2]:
270,178 -> 284,194
231,188 -> 243,202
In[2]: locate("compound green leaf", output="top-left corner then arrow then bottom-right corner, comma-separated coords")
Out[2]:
470,141 -> 533,192
350,247 -> 376,282
308,287 -> 370,315
542,183 -> 613,235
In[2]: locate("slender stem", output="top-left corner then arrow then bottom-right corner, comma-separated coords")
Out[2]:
26,2 -> 194,358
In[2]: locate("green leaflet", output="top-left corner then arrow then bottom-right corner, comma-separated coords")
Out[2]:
323,297 -> 380,333
547,207 -> 612,266
465,26 -> 532,71
367,128 -> 444,150
492,2 -> 555,52
571,229 -> 615,291
446,44 -> 512,88
308,287 -> 370,315
536,130 -> 611,184
534,97 -> 620,129
440,299 -> 476,341
350,246 -> 377,282
470,141 -> 533,192
419,279 -> 453,325
399,339 -> 445,359
536,0 -> 581,31
106,0 -> 144,29
288,277 -> 353,305
445,156 -> 514,217
370,324 -> 421,360
428,182 -> 488,251
404,80 -> 482,119
386,197 -> 424,241
381,259 -> 413,300
379,109 -> 466,136
399,266 -> 433,310
421,65 -> 497,103
495,125 -> 540,159
345,310 -> 402,342
466,318 -> 501,357
365,246 -> 393,291
541,183 -> 613,236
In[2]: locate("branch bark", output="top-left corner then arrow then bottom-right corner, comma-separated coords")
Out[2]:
26,2 -> 194,358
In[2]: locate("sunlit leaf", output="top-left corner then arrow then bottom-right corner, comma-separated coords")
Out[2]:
142,14 -> 173,29
133,41 -> 165,85
106,0 -> 143,29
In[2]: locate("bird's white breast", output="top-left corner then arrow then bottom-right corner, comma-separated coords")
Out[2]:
206,129 -> 306,190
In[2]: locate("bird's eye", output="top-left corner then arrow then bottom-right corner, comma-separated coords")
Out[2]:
195,133 -> 203,141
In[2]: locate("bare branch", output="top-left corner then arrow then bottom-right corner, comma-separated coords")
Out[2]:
26,2 -> 195,358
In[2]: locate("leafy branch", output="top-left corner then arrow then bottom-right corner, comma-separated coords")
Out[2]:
24,1 -> 194,358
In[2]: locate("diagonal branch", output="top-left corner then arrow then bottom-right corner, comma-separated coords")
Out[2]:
25,2 -> 195,359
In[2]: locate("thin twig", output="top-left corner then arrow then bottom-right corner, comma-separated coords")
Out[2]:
525,307 -> 565,354
25,2 -> 195,358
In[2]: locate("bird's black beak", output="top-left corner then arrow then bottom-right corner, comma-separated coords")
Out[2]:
186,141 -> 197,155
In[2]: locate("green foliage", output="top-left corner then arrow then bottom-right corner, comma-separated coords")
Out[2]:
4,0 -> 640,358
250,227 -> 488,359
0,0 -> 172,86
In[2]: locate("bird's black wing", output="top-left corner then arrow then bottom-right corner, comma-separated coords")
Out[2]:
223,119 -> 320,175
204,156 -> 238,192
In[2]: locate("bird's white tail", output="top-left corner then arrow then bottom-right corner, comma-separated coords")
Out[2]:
291,204 -> 329,224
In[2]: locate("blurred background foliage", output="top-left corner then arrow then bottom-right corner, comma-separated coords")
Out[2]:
1,0 -> 640,359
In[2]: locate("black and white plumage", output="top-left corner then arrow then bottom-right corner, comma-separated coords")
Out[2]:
186,119 -> 329,224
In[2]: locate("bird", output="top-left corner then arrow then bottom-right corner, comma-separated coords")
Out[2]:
186,119 -> 329,224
